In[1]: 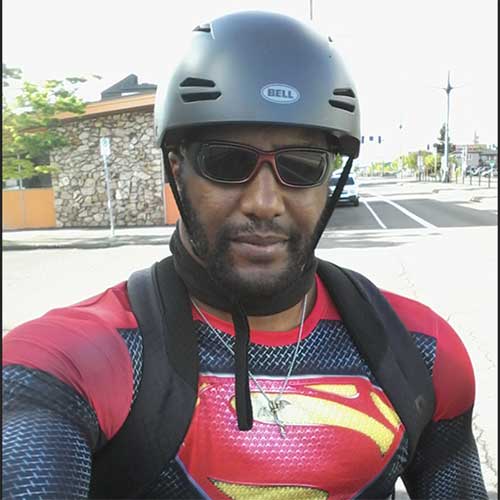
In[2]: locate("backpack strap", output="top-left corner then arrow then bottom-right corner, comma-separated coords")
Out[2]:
316,259 -> 435,463
90,257 -> 199,498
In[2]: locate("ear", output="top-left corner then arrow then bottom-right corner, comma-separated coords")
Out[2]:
168,150 -> 182,180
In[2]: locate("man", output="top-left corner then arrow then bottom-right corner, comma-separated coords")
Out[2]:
3,10 -> 487,499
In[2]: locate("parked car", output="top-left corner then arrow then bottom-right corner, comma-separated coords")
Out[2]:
469,166 -> 484,176
476,166 -> 492,176
480,168 -> 496,177
329,174 -> 360,206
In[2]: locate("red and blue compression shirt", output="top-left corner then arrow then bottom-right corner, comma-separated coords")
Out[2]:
2,274 -> 487,499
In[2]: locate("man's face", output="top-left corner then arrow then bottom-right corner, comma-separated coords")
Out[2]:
170,125 -> 331,301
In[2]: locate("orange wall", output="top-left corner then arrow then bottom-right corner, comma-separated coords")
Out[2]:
2,188 -> 56,230
164,184 -> 180,225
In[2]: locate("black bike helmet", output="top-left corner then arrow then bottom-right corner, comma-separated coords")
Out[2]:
155,10 -> 360,158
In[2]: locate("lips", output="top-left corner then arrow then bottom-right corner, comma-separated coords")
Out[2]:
232,233 -> 288,246
230,233 -> 288,261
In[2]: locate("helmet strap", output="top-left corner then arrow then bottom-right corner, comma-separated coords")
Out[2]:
311,156 -> 354,249
161,144 -> 204,258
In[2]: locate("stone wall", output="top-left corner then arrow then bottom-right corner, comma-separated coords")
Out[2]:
51,110 -> 164,227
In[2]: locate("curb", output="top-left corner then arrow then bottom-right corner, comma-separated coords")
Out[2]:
2,236 -> 171,251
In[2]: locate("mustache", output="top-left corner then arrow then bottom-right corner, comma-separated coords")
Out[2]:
218,220 -> 293,240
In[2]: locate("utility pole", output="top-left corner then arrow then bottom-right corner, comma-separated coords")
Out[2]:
441,71 -> 455,183
434,145 -> 438,178
309,0 -> 313,20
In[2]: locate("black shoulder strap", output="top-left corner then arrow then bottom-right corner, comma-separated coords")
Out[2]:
90,257 -> 199,498
316,259 -> 435,463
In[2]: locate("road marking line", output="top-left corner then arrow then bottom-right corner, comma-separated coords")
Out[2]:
362,199 -> 387,229
365,192 -> 438,230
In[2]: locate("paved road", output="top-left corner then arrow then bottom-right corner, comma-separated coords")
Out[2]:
327,178 -> 497,231
2,179 -> 498,497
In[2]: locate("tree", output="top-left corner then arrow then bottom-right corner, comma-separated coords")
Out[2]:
332,153 -> 344,171
2,65 -> 90,181
404,152 -> 417,171
424,153 -> 435,174
2,64 -> 22,85
433,123 -> 456,156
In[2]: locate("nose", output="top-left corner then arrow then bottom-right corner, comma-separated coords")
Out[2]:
239,162 -> 285,220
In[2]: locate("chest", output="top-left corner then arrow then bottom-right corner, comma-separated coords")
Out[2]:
171,320 -> 406,500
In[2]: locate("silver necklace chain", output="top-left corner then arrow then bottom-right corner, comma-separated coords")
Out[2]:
191,294 -> 308,438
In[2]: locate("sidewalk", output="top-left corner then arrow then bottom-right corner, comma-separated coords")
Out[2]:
3,179 -> 496,251
363,177 -> 498,196
2,226 -> 176,251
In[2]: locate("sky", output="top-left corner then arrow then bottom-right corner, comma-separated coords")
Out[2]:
2,0 -> 498,165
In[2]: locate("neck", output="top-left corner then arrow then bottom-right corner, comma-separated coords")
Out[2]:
179,221 -> 203,264
178,218 -> 317,330
194,281 -> 317,331
170,223 -> 318,316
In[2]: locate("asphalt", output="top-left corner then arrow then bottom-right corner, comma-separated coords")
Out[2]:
2,178 -> 496,251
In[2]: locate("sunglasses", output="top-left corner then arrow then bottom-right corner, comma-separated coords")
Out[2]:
186,141 -> 332,188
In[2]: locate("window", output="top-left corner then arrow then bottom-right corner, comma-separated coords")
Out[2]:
2,173 -> 53,189
330,176 -> 355,186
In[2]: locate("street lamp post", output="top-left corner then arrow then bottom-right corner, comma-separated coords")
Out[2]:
441,71 -> 459,183
434,145 -> 438,179
309,0 -> 313,20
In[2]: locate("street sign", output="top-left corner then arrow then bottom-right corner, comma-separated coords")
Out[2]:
100,137 -> 111,158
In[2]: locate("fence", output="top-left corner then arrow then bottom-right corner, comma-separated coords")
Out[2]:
2,188 -> 57,230
418,171 -> 497,188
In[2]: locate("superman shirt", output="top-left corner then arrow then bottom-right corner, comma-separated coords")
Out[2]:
3,274 -> 487,499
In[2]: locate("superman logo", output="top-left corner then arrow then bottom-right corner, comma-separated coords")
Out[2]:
179,375 -> 405,500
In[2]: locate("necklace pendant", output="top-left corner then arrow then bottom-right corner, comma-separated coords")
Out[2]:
268,399 -> 288,438
278,422 -> 287,438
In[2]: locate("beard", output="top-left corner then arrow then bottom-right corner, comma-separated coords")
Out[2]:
178,182 -> 317,303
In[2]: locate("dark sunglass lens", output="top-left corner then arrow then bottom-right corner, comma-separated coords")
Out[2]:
199,145 -> 257,182
276,151 -> 327,186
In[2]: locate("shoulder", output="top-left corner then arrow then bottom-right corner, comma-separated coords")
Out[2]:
381,289 -> 476,421
2,281 -> 139,439
317,263 -> 476,421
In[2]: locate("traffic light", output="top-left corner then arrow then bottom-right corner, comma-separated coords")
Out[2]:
434,142 -> 444,154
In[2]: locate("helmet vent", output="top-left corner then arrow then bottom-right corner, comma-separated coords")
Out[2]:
180,77 -> 216,88
193,23 -> 211,33
329,99 -> 355,113
181,92 -> 222,103
333,88 -> 356,98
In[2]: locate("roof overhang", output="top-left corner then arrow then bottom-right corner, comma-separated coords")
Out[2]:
56,92 -> 156,122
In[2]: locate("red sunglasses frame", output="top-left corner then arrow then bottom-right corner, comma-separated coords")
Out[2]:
189,141 -> 333,188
